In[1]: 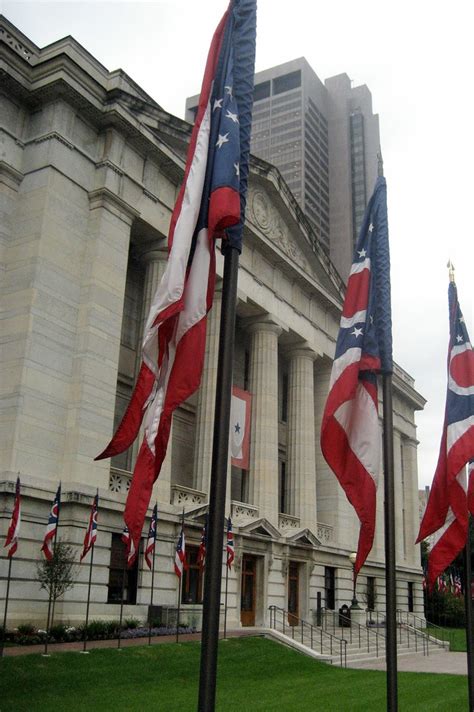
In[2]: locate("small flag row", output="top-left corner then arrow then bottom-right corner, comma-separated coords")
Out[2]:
173,516 -> 235,579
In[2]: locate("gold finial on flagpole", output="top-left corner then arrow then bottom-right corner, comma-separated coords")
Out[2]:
447,259 -> 456,283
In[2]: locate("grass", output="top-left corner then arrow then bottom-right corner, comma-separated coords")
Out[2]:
428,627 -> 468,652
0,637 -> 468,711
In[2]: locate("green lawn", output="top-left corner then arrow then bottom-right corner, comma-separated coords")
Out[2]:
0,637 -> 468,711
430,627 -> 468,652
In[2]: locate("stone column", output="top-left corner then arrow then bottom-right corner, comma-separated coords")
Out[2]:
138,242 -> 172,505
193,285 -> 223,497
286,347 -> 317,529
248,319 -> 282,523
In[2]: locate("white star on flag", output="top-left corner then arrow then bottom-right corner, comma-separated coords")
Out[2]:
358,248 -> 367,258
225,85 -> 233,96
456,334 -> 463,343
234,162 -> 240,176
351,327 -> 363,338
216,133 -> 229,149
213,98 -> 223,111
368,223 -> 374,232
226,110 -> 239,123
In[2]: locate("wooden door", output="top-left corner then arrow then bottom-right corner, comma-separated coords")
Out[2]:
240,555 -> 257,626
288,561 -> 299,626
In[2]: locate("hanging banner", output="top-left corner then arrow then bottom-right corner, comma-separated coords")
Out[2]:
230,386 -> 252,470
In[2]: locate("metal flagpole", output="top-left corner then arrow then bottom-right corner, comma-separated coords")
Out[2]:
82,544 -> 95,653
223,551 -> 229,640
0,557 -> 13,658
148,513 -> 157,646
43,486 -> 61,657
198,245 -> 239,711
117,557 -> 126,650
176,508 -> 184,644
382,375 -> 398,711
464,512 -> 474,710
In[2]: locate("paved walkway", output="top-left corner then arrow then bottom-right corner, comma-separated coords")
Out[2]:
347,649 -> 468,675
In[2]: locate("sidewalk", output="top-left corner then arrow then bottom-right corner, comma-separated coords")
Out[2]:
2,628 -> 260,658
347,649 -> 468,675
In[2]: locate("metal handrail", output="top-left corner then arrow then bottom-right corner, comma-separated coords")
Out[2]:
396,609 -> 451,650
268,605 -> 347,668
321,607 -> 386,658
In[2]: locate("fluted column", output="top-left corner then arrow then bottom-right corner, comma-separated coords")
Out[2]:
286,347 -> 317,528
138,242 -> 172,505
193,286 -> 223,496
248,319 -> 282,522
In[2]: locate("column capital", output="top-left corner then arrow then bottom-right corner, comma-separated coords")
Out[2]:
135,239 -> 168,265
244,316 -> 283,338
284,343 -> 319,362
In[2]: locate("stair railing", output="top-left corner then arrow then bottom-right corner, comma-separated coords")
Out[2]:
268,605 -> 347,668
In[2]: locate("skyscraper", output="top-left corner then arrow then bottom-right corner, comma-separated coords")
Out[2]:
185,57 -> 381,282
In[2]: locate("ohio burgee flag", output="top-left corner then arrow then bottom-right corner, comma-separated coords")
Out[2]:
95,0 -> 256,561
321,176 -> 392,577
417,281 -> 474,589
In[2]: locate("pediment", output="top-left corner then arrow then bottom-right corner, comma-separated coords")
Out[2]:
238,517 -> 281,539
285,528 -> 321,548
185,504 -> 208,522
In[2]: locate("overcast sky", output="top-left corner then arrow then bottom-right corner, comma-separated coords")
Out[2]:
3,0 -> 473,488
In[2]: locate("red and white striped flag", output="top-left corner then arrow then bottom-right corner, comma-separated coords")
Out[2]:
121,525 -> 136,568
95,0 -> 256,558
4,477 -> 21,558
41,484 -> 61,561
174,527 -> 186,579
80,493 -> 99,562
226,517 -> 234,569
144,504 -> 158,571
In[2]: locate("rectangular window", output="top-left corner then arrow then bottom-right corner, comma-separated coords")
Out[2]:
182,545 -> 204,604
279,460 -> 287,514
367,577 -> 376,611
273,70 -> 301,95
324,567 -> 336,610
408,582 -> 414,612
107,533 -> 139,604
253,80 -> 271,102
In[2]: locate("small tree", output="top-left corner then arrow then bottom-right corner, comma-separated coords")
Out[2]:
36,540 -> 78,610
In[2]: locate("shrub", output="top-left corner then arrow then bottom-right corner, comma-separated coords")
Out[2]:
17,623 -> 35,636
123,617 -> 141,630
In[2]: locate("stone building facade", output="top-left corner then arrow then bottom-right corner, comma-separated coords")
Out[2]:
0,17 -> 425,629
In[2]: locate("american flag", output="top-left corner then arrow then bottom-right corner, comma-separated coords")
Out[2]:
121,525 -> 136,568
417,280 -> 474,589
320,177 -> 392,577
454,572 -> 463,597
145,503 -> 158,571
226,517 -> 234,569
95,0 -> 256,557
197,519 -> 207,570
41,484 -> 61,561
174,527 -> 186,579
80,493 -> 99,562
4,476 -> 21,558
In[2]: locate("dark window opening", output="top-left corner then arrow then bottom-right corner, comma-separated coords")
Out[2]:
325,566 -> 336,610
244,349 -> 250,390
182,545 -> 203,604
367,576 -> 376,611
279,460 -> 287,513
408,582 -> 414,613
107,533 -> 139,604
253,81 -> 271,102
273,70 -> 301,95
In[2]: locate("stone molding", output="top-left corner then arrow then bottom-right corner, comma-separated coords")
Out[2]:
109,467 -> 131,493
171,484 -> 206,506
231,501 -> 259,523
247,186 -> 313,276
278,513 -> 300,530
0,160 -> 24,190
88,186 -> 140,224
316,522 -> 334,544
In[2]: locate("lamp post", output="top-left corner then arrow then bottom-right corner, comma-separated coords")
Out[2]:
348,552 -> 361,610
